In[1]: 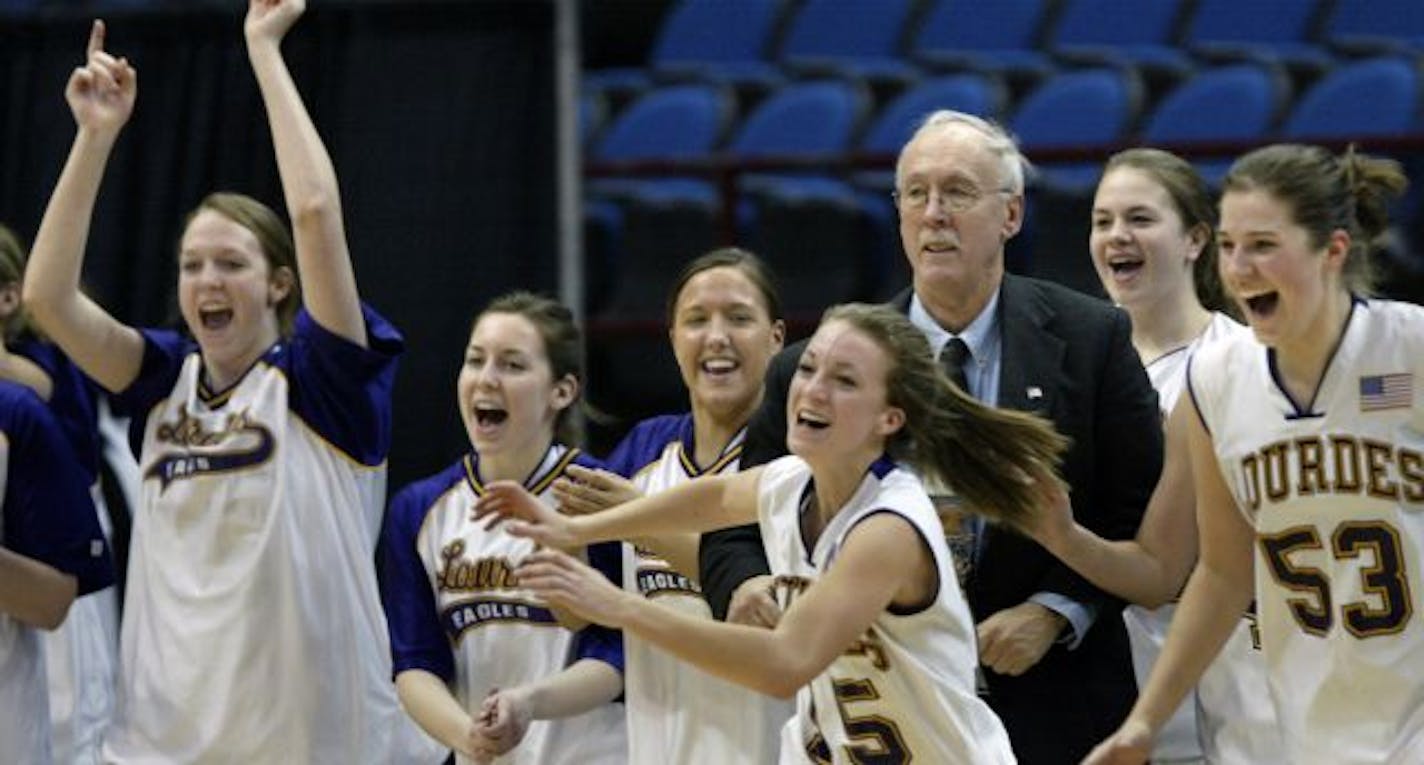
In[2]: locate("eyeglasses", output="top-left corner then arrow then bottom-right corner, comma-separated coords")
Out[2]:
892,183 -> 1014,213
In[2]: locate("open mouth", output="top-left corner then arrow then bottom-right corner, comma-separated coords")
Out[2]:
1242,292 -> 1280,318
474,405 -> 508,428
1106,256 -> 1144,278
702,358 -> 738,377
795,411 -> 829,430
199,308 -> 233,331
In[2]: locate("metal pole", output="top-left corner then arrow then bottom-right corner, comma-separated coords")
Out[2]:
554,0 -> 583,320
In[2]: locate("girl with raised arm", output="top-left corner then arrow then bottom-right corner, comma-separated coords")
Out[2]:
23,4 -> 414,760
478,302 -> 1068,763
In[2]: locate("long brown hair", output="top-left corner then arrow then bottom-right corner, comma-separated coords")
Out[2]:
824,303 -> 1068,531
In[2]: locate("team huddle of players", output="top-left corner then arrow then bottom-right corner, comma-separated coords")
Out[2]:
4,2 -> 1423,764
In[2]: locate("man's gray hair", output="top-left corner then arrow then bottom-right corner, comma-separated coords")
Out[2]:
896,110 -> 1032,194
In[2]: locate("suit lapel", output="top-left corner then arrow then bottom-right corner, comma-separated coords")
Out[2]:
997,274 -> 1065,417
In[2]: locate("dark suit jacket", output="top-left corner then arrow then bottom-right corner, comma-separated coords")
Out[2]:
700,274 -> 1162,764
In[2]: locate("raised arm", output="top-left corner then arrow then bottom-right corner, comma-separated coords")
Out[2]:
244,0 -> 365,345
476,467 -> 763,549
22,20 -> 145,393
1030,397 -> 1199,608
1085,396 -> 1256,764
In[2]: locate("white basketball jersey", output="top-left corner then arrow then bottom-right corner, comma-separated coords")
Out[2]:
1189,299 -> 1424,764
608,415 -> 790,764
758,455 -> 1015,765
102,307 -> 413,763
1129,311 -> 1284,763
380,445 -> 627,765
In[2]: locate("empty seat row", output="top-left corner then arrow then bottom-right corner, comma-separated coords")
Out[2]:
586,0 -> 1424,96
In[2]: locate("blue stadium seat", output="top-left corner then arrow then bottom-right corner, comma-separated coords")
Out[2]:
1049,0 -> 1192,73
1011,67 -> 1143,190
911,0 -> 1055,78
1182,0 -> 1332,70
1141,64 -> 1288,182
584,0 -> 788,95
775,0 -> 920,84
586,83 -> 735,205
1282,57 -> 1421,140
726,79 -> 871,200
1324,0 -> 1424,55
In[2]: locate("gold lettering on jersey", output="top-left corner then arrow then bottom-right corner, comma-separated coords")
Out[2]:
1237,434 -> 1424,509
1262,441 -> 1290,503
436,541 -> 518,592
1331,436 -> 1361,493
844,628 -> 890,671
1296,437 -> 1326,496
772,575 -> 890,670
1402,450 -> 1424,503
145,408 -> 274,490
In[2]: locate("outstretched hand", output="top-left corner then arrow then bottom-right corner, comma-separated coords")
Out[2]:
472,481 -> 584,550
1021,461 -> 1075,548
515,549 -> 632,628
67,20 -> 136,134
245,0 -> 305,46
552,464 -> 642,515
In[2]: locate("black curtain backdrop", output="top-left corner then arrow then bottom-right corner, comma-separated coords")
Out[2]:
1,1 -> 557,489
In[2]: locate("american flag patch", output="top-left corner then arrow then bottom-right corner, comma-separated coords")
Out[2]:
1360,373 -> 1413,412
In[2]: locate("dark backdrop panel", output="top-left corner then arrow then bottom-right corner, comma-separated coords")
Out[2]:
0,1 -> 557,489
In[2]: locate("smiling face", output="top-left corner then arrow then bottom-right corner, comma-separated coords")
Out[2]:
1216,189 -> 1348,354
178,209 -> 290,383
669,265 -> 785,425
786,319 -> 905,467
896,123 -> 1022,317
1089,166 -> 1206,311
457,311 -> 574,463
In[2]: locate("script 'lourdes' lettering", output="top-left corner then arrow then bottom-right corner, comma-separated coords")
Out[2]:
436,541 -> 519,592
145,408 -> 275,491
437,541 -> 556,639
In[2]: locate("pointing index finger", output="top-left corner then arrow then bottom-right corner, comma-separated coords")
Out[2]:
87,19 -> 106,58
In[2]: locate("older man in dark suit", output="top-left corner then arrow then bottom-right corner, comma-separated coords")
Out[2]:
700,111 -> 1161,764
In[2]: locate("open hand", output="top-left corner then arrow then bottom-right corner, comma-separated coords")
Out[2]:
553,464 -> 642,515
67,20 -> 136,134
515,549 -> 631,628
1021,462 -> 1075,549
473,481 -> 584,550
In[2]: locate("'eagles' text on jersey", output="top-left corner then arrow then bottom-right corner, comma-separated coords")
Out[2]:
606,415 -> 791,764
380,444 -> 626,765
